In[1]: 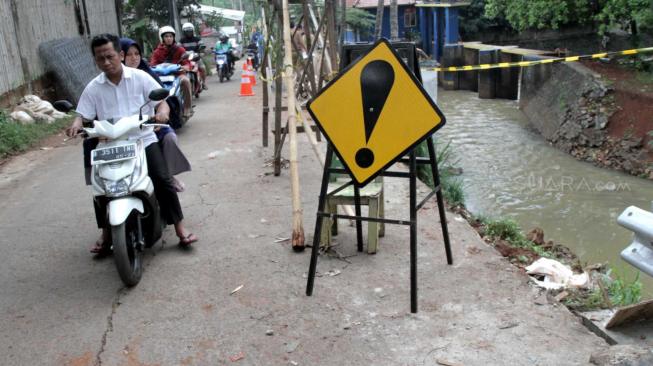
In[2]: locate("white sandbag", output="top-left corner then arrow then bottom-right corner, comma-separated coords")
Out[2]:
525,257 -> 589,290
32,112 -> 55,124
51,110 -> 67,119
10,110 -> 35,124
21,95 -> 42,104
34,100 -> 54,115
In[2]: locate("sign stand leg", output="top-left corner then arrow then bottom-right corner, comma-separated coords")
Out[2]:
354,186 -> 363,252
307,145 -> 334,296
409,149 -> 418,313
273,8 -> 284,176
426,136 -> 453,265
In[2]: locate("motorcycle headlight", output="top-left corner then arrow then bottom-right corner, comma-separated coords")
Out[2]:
103,178 -> 130,197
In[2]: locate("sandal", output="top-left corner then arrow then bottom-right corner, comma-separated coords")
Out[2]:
178,233 -> 198,247
172,177 -> 186,193
90,239 -> 112,256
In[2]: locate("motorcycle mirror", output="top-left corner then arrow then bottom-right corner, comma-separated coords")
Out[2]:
192,54 -> 201,61
180,52 -> 190,61
148,88 -> 169,102
53,100 -> 75,113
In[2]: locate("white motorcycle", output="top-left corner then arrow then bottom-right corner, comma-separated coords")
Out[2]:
54,89 -> 170,286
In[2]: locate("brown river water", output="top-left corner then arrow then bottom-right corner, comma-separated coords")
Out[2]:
434,89 -> 653,295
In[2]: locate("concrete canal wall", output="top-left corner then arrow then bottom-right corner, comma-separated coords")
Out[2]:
438,41 -> 652,178
520,61 -> 612,147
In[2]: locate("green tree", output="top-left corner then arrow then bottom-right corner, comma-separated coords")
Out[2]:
344,7 -> 375,39
123,0 -> 200,52
484,0 -> 595,31
595,0 -> 653,36
459,0 -> 510,38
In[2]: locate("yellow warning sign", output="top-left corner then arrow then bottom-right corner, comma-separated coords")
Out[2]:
307,39 -> 446,186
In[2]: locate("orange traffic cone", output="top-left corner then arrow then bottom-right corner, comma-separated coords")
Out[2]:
239,63 -> 255,96
247,58 -> 257,86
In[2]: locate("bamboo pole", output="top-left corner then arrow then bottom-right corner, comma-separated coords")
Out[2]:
260,5 -> 271,147
295,103 -> 323,165
295,102 -> 357,224
308,1 -> 333,75
282,0 -> 305,251
325,0 -> 338,71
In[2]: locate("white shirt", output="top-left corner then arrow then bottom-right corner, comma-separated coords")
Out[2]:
77,65 -> 161,147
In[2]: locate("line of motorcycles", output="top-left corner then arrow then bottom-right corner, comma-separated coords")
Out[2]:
215,43 -> 260,83
149,42 -> 259,118
150,48 -> 203,129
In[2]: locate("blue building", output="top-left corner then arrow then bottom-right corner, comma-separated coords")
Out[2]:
345,0 -> 419,43
346,0 -> 469,61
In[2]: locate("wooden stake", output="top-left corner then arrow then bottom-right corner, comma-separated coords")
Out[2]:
282,0 -> 305,251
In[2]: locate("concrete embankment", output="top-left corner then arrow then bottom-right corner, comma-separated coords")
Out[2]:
521,61 -> 653,178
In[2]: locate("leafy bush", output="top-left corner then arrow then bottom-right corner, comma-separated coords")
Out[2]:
485,218 -> 523,242
564,269 -> 642,310
604,269 -> 642,307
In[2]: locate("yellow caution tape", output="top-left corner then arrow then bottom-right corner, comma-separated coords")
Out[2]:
428,46 -> 653,72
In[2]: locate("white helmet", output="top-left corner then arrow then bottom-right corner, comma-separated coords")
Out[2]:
158,25 -> 176,41
182,23 -> 195,33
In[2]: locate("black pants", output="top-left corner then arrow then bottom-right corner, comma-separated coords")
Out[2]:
93,143 -> 184,228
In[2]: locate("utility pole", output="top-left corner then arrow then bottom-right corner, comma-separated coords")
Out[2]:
169,0 -> 181,34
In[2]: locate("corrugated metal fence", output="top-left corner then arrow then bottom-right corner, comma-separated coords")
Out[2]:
0,0 -> 119,96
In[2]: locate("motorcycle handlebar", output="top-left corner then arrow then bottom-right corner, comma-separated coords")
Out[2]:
140,117 -> 169,129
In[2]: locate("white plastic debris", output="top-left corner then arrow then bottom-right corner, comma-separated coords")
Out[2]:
11,95 -> 67,124
525,258 -> 589,290
9,111 -> 34,124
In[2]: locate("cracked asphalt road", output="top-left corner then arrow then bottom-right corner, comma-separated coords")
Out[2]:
0,66 -> 607,365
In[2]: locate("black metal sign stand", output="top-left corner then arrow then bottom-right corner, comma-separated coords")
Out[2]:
305,136 -> 453,313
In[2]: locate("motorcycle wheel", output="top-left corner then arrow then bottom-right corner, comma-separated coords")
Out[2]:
219,70 -> 224,83
112,212 -> 143,286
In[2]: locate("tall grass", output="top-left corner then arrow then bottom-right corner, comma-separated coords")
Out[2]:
415,139 -> 465,206
565,269 -> 642,311
0,110 -> 71,159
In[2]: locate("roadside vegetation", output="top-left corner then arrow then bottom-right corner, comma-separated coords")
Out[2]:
563,269 -> 642,311
416,140 -> 465,207
461,0 -> 653,38
417,139 -> 643,311
0,110 -> 71,160
474,215 -> 642,310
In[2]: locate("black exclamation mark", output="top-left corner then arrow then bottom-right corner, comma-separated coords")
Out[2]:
355,60 -> 395,169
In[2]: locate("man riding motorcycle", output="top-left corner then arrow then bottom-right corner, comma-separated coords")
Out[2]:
150,26 -> 193,121
66,33 -> 198,253
179,22 -> 207,90
214,34 -> 236,72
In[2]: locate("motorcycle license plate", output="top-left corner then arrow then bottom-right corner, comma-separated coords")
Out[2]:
91,144 -> 137,165
159,75 -> 175,82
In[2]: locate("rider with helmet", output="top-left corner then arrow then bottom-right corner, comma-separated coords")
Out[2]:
179,22 -> 207,90
215,34 -> 236,71
150,26 -> 193,121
